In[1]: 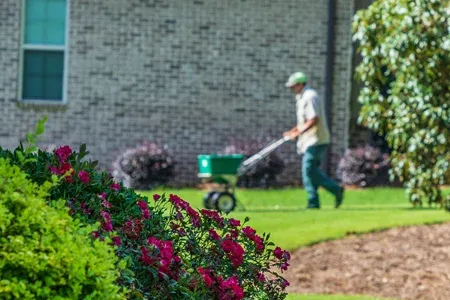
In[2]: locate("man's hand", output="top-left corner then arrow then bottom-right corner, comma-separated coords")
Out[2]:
283,129 -> 299,141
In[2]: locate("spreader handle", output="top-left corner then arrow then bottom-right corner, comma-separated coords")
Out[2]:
237,136 -> 291,176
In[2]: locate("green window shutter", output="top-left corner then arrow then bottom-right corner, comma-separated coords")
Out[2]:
25,0 -> 67,45
22,0 -> 67,101
23,50 -> 64,100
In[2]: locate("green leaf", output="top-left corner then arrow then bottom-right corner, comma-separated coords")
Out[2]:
80,143 -> 86,155
36,121 -> 45,135
118,260 -> 127,270
51,175 -> 60,185
15,150 -> 24,162
26,133 -> 35,143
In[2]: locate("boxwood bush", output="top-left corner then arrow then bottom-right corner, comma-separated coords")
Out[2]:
0,158 -> 123,300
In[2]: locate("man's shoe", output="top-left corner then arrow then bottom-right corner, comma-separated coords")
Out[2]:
335,187 -> 344,208
306,205 -> 320,209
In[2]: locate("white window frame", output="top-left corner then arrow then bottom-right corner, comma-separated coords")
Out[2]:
18,0 -> 70,105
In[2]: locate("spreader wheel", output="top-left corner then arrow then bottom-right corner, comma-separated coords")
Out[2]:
203,191 -> 218,209
211,192 -> 236,213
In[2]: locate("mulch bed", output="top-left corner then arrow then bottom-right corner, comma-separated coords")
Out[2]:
284,223 -> 450,300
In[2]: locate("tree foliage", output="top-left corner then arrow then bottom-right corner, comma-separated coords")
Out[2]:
353,0 -> 450,206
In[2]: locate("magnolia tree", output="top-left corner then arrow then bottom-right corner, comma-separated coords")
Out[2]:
353,0 -> 450,206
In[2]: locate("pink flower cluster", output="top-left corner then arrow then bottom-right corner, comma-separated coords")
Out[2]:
229,218 -> 241,227
137,200 -> 151,219
197,268 -> 244,300
221,275 -> 245,300
201,209 -> 224,227
100,194 -> 112,208
55,145 -> 72,163
273,246 -> 291,272
79,182 -> 125,239
165,193 -> 290,295
221,239 -> 245,268
101,211 -> 113,232
110,183 -> 120,191
78,170 -> 90,184
209,229 -> 221,241
169,194 -> 200,227
140,237 -> 181,279
242,226 -> 265,253
123,218 -> 143,240
112,236 -> 122,246
50,146 -> 90,184
49,162 -> 73,178
80,202 -> 92,215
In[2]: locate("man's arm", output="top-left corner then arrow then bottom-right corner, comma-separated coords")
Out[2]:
299,116 -> 318,134
284,117 -> 318,140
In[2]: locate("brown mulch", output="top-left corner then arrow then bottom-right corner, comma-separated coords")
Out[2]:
284,223 -> 450,300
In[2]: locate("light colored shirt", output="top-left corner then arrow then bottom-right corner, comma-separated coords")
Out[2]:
295,87 -> 330,153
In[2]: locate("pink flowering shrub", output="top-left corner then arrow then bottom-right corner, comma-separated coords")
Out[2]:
0,141 -> 290,299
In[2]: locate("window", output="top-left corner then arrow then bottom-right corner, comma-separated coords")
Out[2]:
20,0 -> 69,102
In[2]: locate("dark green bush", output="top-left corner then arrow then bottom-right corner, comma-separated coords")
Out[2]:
0,158 -> 124,300
353,0 -> 450,205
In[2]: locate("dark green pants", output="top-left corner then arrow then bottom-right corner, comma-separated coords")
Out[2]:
302,144 -> 340,208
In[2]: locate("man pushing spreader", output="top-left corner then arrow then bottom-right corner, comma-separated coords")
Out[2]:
283,71 -> 344,209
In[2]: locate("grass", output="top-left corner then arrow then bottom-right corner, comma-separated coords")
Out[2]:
140,187 -> 450,251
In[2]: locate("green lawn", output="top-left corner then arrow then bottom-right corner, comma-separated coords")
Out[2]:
140,188 -> 450,251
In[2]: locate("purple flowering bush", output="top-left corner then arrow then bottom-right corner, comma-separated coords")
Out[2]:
112,141 -> 174,189
337,145 -> 391,187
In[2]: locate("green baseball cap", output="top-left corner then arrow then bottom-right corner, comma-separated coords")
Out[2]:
285,72 -> 307,87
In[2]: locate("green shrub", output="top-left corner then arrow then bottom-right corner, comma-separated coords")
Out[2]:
0,158 -> 124,300
353,0 -> 450,205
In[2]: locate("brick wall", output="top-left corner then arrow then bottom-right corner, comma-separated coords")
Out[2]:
0,0 -> 354,186
328,0 -> 354,177
348,0 -> 375,150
